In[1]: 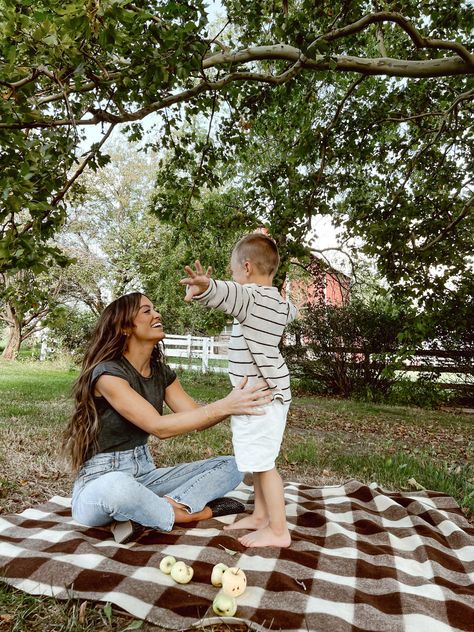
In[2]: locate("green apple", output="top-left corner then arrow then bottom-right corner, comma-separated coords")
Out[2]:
159,555 -> 177,574
212,591 -> 237,617
211,562 -> 229,587
170,560 -> 194,584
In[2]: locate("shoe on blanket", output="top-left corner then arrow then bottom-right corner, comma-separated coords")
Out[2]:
207,497 -> 245,518
111,520 -> 143,544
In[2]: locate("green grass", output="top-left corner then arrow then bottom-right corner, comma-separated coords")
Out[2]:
284,438 -> 319,464
0,584 -> 146,631
280,433 -> 473,512
174,369 -> 231,401
0,359 -> 473,628
0,359 -> 78,400
293,394 -> 474,431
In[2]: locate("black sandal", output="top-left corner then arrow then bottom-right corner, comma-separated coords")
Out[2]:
207,497 -> 245,517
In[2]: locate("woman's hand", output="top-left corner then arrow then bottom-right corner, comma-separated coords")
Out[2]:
95,374 -> 272,441
220,377 -> 272,416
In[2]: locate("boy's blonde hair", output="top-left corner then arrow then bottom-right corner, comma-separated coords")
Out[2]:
232,233 -> 280,277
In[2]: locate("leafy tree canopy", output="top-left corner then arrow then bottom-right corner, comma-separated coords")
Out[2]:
61,140 -> 243,335
1,0 -> 473,341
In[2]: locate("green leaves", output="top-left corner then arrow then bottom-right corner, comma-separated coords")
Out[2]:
0,0 -> 472,345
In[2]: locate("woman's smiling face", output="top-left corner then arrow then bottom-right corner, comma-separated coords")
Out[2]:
131,296 -> 165,342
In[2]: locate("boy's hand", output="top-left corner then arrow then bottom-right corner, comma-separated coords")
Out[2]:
180,260 -> 213,302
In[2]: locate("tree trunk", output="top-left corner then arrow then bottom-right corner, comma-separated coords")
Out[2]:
2,305 -> 22,360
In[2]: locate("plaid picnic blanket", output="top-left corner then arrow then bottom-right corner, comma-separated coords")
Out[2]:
0,480 -> 473,632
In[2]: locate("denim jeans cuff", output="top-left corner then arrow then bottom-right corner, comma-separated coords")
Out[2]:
166,494 -> 196,515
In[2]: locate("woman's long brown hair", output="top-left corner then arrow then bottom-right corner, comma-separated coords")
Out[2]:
62,292 -> 162,471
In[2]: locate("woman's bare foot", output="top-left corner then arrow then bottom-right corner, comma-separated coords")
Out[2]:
223,514 -> 269,531
238,526 -> 291,548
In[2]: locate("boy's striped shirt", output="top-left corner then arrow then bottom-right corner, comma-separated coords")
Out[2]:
195,279 -> 297,403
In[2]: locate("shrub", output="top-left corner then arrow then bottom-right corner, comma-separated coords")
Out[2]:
284,297 -> 410,399
386,378 -> 454,409
48,307 -> 97,359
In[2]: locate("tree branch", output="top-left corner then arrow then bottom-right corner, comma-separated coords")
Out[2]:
36,72 -> 125,105
204,46 -> 471,77
0,53 -> 468,132
375,24 -> 388,58
414,193 -> 474,252
309,248 -> 354,305
183,93 -> 218,228
314,75 -> 365,183
386,86 -> 473,214
310,247 -> 356,283
0,62 -> 306,130
304,75 -> 365,226
51,123 -> 116,206
308,11 -> 474,65
381,86 -> 474,124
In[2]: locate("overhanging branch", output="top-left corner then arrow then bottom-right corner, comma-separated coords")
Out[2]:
203,47 -> 472,78
51,123 -> 116,206
308,11 -> 474,66
0,53 -> 470,132
0,8 -> 471,134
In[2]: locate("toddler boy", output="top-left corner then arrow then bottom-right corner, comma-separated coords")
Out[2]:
181,233 -> 297,547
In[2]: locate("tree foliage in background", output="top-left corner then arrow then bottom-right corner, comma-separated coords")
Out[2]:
60,142 -> 243,338
0,266 -> 66,358
1,0 -> 472,343
47,305 -> 97,358
149,1 -> 473,337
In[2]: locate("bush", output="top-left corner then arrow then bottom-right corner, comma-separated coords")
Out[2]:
48,307 -> 97,359
385,378 -> 454,409
284,297 -> 411,399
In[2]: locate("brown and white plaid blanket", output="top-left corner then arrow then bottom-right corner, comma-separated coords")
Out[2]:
0,480 -> 473,632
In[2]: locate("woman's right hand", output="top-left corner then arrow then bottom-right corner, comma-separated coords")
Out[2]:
221,377 -> 272,416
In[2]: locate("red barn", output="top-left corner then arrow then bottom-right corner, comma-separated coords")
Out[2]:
285,255 -> 351,309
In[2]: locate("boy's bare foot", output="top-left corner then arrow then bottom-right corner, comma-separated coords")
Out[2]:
223,514 -> 269,531
238,526 -> 291,548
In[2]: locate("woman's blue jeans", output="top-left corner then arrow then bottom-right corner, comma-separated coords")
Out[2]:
71,445 -> 243,532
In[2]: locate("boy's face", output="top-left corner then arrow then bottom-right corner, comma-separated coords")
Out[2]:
230,251 -> 248,285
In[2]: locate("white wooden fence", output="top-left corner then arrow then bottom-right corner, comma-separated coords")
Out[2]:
163,334 -> 229,373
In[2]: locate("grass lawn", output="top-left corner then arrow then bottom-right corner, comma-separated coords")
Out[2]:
0,359 -> 473,630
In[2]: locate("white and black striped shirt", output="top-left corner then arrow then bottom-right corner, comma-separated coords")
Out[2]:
195,279 -> 297,403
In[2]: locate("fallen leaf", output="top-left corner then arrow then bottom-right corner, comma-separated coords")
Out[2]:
407,477 -> 426,491
218,544 -> 238,556
103,602 -> 112,623
78,600 -> 88,624
122,620 -> 144,630
0,614 -> 14,623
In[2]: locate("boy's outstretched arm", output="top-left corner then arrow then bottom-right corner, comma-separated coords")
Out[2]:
180,260 -> 213,302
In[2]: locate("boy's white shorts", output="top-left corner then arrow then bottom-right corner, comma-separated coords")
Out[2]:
231,400 -> 289,473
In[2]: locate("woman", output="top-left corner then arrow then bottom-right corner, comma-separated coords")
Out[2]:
63,292 -> 270,542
